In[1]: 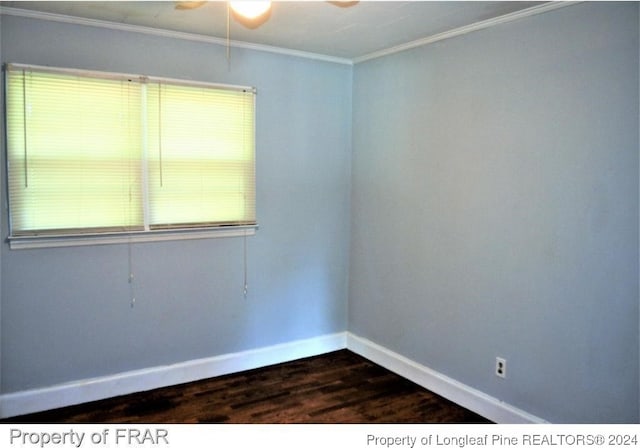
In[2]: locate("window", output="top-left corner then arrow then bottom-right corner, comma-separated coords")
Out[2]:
4,63 -> 256,248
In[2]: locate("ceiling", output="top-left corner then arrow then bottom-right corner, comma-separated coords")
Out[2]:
1,1 -> 546,61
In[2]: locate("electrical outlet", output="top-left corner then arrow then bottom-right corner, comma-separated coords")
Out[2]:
496,357 -> 506,378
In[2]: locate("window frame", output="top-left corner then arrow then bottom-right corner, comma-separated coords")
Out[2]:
4,63 -> 258,249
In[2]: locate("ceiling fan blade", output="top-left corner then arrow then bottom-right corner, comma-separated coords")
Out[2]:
174,1 -> 207,10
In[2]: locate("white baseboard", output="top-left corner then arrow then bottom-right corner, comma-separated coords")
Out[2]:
0,331 -> 546,423
346,333 -> 548,424
0,332 -> 348,419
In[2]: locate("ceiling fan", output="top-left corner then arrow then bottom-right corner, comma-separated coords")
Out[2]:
175,1 -> 359,29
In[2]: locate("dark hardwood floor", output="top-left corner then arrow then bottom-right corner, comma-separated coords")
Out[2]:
3,350 -> 491,424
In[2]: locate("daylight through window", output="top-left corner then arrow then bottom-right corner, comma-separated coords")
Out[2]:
5,63 -> 256,244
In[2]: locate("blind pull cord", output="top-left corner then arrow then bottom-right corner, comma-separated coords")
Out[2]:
127,81 -> 136,309
128,241 -> 136,308
243,229 -> 248,299
158,83 -> 164,187
22,70 -> 28,188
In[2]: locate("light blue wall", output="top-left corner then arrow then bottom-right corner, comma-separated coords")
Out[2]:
0,15 -> 352,392
1,2 -> 639,424
350,2 -> 638,423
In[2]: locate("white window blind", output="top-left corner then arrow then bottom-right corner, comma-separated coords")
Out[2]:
146,82 -> 256,228
6,67 -> 144,235
4,63 -> 256,242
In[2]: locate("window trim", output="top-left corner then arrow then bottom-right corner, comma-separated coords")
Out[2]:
8,225 -> 258,250
4,63 -> 258,249
5,63 -> 256,95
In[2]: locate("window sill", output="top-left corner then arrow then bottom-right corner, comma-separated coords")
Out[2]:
8,225 -> 258,250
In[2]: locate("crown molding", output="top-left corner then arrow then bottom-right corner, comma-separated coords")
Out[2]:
0,2 -> 581,67
0,6 -> 353,66
353,1 -> 582,64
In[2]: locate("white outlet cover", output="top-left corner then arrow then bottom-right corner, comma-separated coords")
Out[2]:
496,357 -> 506,378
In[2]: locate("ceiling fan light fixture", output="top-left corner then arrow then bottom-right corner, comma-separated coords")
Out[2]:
229,1 -> 272,20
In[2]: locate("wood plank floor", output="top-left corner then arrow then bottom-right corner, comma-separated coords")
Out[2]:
3,350 -> 491,424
